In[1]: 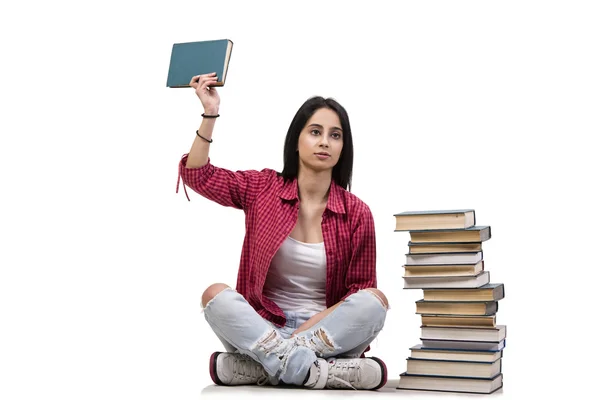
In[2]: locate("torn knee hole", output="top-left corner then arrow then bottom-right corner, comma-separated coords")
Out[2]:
256,330 -> 281,354
315,328 -> 334,348
365,289 -> 388,308
258,330 -> 277,344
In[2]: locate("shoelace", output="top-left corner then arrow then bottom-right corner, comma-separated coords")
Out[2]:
231,355 -> 270,385
326,359 -> 358,390
256,376 -> 269,386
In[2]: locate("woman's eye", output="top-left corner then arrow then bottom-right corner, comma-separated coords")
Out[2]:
331,132 -> 341,139
311,129 -> 320,135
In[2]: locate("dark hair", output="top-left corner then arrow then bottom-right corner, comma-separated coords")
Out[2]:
280,96 -> 354,191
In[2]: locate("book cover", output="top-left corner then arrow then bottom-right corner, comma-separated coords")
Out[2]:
166,39 -> 233,88
408,241 -> 483,254
421,314 -> 497,328
420,339 -> 506,351
397,372 -> 503,394
420,325 -> 506,342
423,283 -> 505,302
406,357 -> 502,379
403,271 -> 490,289
415,299 -> 498,316
409,226 -> 491,243
394,209 -> 476,231
406,251 -> 483,265
394,209 -> 476,217
403,260 -> 484,277
409,344 -> 503,362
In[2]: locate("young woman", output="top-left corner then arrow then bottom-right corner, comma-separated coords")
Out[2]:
177,72 -> 389,390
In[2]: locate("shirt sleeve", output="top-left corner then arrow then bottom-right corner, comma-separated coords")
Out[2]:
177,154 -> 271,211
341,205 -> 377,300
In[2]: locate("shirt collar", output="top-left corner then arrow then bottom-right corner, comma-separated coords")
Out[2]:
279,177 -> 346,215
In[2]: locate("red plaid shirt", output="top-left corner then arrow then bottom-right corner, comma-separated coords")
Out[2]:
177,155 -> 377,328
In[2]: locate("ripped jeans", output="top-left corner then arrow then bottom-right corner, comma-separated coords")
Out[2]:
203,288 -> 388,386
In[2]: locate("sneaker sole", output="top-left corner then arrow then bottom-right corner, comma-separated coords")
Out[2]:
209,351 -> 223,385
369,357 -> 388,390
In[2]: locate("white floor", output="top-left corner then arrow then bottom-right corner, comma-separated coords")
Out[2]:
200,378 -> 504,399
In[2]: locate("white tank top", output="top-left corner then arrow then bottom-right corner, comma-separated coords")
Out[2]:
263,236 -> 327,315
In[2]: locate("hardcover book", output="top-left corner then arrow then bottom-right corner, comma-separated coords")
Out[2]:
406,251 -> 483,265
166,39 -> 233,88
420,339 -> 506,351
421,314 -> 496,328
423,283 -> 505,302
406,358 -> 502,379
409,226 -> 491,243
420,325 -> 506,342
408,241 -> 483,254
415,299 -> 498,316
408,344 -> 503,362
404,271 -> 490,289
404,260 -> 484,277
397,372 -> 503,394
394,209 -> 476,231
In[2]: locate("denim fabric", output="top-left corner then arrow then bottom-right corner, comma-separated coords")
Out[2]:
203,288 -> 387,386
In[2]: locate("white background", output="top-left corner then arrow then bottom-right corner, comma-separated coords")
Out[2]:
1,0 -> 599,399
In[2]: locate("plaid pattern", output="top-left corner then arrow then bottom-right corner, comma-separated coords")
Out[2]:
177,155 -> 377,328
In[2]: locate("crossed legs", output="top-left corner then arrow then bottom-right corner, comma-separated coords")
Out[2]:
201,283 -> 388,386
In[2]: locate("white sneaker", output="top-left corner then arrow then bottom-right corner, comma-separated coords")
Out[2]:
305,357 -> 387,390
304,359 -> 329,389
209,352 -> 272,386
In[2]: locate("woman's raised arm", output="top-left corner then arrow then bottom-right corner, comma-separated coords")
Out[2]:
186,72 -> 220,169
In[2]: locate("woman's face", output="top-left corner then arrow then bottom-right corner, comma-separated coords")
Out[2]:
297,107 -> 344,174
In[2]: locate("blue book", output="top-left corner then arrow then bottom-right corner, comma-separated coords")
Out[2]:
166,39 -> 233,88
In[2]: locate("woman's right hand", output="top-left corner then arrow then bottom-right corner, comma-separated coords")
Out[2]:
190,73 -> 221,114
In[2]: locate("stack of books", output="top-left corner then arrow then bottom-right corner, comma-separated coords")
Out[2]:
394,210 -> 505,394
